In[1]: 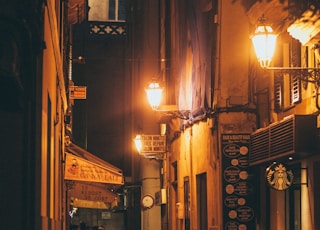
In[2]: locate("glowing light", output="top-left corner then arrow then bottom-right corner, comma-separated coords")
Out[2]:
134,135 -> 142,153
145,82 -> 163,110
251,25 -> 277,68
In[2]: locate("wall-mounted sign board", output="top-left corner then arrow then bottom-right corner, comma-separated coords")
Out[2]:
69,86 -> 87,99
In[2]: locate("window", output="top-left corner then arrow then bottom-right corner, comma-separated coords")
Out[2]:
196,173 -> 207,230
274,73 -> 301,112
88,0 -> 126,22
274,41 -> 302,112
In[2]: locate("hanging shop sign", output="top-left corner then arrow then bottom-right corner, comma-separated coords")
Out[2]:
69,181 -> 119,203
68,182 -> 120,210
69,86 -> 87,99
71,198 -> 111,209
139,135 -> 166,154
266,162 -> 294,191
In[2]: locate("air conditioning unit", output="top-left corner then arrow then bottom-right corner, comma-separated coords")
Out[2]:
250,115 -> 318,166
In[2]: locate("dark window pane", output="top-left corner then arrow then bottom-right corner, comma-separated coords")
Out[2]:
109,0 -> 115,20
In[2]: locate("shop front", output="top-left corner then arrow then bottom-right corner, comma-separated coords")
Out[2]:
249,115 -> 320,230
65,143 -> 124,229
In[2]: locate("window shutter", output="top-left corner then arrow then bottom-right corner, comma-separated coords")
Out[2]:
290,39 -> 302,104
291,75 -> 301,104
274,75 -> 283,112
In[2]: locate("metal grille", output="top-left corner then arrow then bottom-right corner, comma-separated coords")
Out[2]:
249,115 -> 317,165
269,118 -> 294,157
250,128 -> 269,162
89,22 -> 126,36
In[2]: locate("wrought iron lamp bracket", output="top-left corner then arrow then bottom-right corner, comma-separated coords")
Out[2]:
142,152 -> 167,161
265,67 -> 320,88
154,105 -> 190,120
158,110 -> 190,120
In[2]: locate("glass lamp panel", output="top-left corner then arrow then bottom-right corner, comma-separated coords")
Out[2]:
251,25 -> 277,68
145,82 -> 163,109
134,135 -> 142,153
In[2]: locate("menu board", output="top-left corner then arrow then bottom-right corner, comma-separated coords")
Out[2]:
221,134 -> 255,230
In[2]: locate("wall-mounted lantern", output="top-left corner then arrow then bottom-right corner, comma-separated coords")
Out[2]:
251,17 -> 320,89
145,82 -> 163,110
145,80 -> 189,119
251,23 -> 277,68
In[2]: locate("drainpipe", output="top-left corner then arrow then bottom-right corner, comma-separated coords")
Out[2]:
68,43 -> 73,81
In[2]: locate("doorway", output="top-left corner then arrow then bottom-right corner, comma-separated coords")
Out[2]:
196,173 -> 207,230
184,177 -> 190,230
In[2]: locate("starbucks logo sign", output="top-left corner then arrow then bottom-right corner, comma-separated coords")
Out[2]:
266,162 -> 294,191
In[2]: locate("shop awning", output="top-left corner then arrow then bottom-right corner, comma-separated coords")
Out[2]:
65,143 -> 124,209
65,143 -> 124,186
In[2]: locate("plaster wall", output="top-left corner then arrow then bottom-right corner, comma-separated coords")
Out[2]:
216,0 -> 250,108
168,1 -> 256,229
170,120 -> 221,229
140,158 -> 161,230
40,4 -> 66,229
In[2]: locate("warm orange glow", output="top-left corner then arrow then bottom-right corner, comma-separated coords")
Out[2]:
134,135 -> 142,153
251,25 -> 277,68
287,9 -> 320,46
145,82 -> 163,110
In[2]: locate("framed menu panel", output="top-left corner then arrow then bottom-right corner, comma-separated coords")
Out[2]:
221,134 -> 255,230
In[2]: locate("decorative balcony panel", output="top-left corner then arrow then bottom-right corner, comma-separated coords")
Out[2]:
89,21 -> 126,36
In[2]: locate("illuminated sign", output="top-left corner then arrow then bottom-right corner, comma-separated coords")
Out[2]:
139,135 -> 166,154
64,153 -> 124,184
69,86 -> 87,99
266,162 -> 294,191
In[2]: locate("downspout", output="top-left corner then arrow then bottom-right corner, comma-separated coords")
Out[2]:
69,43 -> 72,81
212,0 -> 222,108
159,2 -> 169,230
159,0 -> 167,94
66,27 -> 73,124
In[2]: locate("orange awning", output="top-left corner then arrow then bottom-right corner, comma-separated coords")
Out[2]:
65,143 -> 124,186
65,143 -> 124,209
